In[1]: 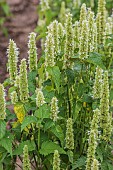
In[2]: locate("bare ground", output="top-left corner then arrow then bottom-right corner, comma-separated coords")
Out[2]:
0,0 -> 40,83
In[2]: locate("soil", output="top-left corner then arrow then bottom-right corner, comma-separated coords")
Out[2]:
0,0 -> 40,83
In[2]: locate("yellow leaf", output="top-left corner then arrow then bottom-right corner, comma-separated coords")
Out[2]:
14,104 -> 25,123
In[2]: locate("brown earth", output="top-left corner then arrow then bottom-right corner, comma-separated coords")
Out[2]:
0,0 -> 40,83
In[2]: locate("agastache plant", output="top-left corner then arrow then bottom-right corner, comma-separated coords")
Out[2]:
59,1 -> 66,24
51,20 -> 59,55
93,23 -> 98,51
28,32 -> 37,71
65,118 -> 74,150
11,91 -> 18,105
23,145 -> 31,170
79,20 -> 89,59
86,109 -> 100,170
7,39 -> 19,81
58,22 -> 64,54
0,84 -> 6,120
79,3 -> 87,31
45,33 -> 55,68
36,88 -> 46,108
74,21 -> 79,49
93,66 -> 103,99
53,150 -> 60,170
97,0 -> 106,44
88,11 -> 95,52
96,12 -> 101,47
19,59 -> 29,103
100,71 -> 112,141
86,130 -> 98,170
64,13 -> 74,68
50,97 -> 59,122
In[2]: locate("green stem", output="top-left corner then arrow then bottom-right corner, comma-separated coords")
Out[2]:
38,125 -> 40,150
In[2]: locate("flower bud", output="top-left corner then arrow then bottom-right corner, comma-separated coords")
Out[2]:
36,88 -> 45,108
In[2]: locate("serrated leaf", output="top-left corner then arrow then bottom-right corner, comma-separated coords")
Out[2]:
13,140 -> 35,155
44,120 -> 54,131
0,120 -> 6,139
87,52 -> 106,69
28,71 -> 37,93
50,125 -> 64,147
34,104 -> 50,119
47,66 -> 61,92
72,156 -> 86,169
0,134 -> 14,156
21,116 -> 37,131
39,141 -> 66,156
67,150 -> 73,163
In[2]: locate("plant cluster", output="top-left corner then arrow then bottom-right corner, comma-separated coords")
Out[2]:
0,0 -> 113,169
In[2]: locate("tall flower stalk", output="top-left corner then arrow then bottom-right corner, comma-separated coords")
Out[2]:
50,97 -> 59,122
79,20 -> 89,59
45,33 -> 55,68
19,59 -> 29,103
100,71 -> 112,141
64,13 -> 74,68
88,11 -> 95,52
7,39 -> 19,81
86,109 -> 100,170
0,84 -> 6,120
53,150 -> 60,170
23,145 -> 31,170
65,118 -> 74,150
97,0 -> 106,44
28,32 -> 37,71
79,3 -> 87,31
36,88 -> 45,108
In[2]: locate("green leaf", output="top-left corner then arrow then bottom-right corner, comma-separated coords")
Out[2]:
107,162 -> 113,170
101,161 -> 108,170
44,120 -> 55,131
28,71 -> 37,93
67,150 -> 73,163
87,52 -> 106,69
34,104 -> 50,119
47,66 -> 61,92
72,156 -> 86,169
39,141 -> 66,156
0,134 -> 14,156
13,140 -> 35,155
74,102 -> 82,121
0,120 -> 6,139
96,146 -> 103,162
21,116 -> 37,131
50,125 -> 64,147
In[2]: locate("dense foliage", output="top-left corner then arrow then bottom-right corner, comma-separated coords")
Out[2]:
0,0 -> 113,169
